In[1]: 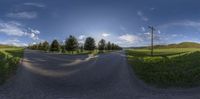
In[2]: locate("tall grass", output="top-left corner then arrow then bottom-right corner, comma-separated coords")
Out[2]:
0,48 -> 23,84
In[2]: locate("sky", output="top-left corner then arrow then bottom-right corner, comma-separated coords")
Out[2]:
1,0 -> 200,47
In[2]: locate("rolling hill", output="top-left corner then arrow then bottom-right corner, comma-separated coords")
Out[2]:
128,42 -> 200,49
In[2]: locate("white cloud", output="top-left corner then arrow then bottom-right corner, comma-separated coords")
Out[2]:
24,2 -> 45,8
120,25 -> 126,32
29,28 -> 40,34
24,28 -> 40,40
6,12 -> 37,19
172,34 -> 178,37
78,35 -> 86,44
0,21 -> 24,36
144,32 -> 151,35
141,27 -> 145,32
102,32 -> 110,37
150,8 -> 155,11
137,11 -> 148,21
158,30 -> 161,34
119,34 -> 141,43
78,35 -> 86,40
0,39 -> 28,47
0,21 -> 40,40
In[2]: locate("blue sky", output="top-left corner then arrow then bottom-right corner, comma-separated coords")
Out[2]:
1,0 -> 200,47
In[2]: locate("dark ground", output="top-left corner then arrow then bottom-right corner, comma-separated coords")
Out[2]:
0,50 -> 200,99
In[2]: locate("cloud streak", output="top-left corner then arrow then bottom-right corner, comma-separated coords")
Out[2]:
23,2 -> 45,8
6,12 -> 37,19
137,11 -> 148,21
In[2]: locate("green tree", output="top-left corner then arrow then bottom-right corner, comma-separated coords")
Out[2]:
80,45 -> 84,53
111,43 -> 115,50
106,41 -> 111,50
60,45 -> 65,53
65,35 -> 79,54
84,37 -> 96,51
98,39 -> 106,52
38,43 -> 43,50
50,39 -> 60,52
42,41 -> 49,51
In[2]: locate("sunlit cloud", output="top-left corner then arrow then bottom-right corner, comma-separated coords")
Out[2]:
78,35 -> 86,40
102,32 -> 110,37
119,34 -> 141,43
78,35 -> 86,44
0,20 -> 40,40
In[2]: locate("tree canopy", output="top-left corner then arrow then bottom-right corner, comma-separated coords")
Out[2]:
84,37 -> 96,51
50,39 -> 60,52
65,35 -> 79,52
98,39 -> 106,51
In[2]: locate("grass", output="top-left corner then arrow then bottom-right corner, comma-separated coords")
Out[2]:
126,48 -> 200,88
0,47 -> 24,84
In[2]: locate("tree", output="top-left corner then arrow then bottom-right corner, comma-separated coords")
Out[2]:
28,44 -> 38,50
42,41 -> 49,51
38,43 -> 43,50
111,43 -> 115,50
50,39 -> 60,52
60,45 -> 65,53
80,45 -> 84,53
84,37 -> 96,51
98,39 -> 106,52
106,41 -> 111,50
65,35 -> 78,54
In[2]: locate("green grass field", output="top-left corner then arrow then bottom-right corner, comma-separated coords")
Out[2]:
126,48 -> 200,88
0,47 -> 24,84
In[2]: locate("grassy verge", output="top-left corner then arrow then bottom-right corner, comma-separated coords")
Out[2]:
126,48 -> 200,88
0,48 -> 24,84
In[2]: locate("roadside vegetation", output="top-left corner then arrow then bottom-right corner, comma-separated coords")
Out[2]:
126,46 -> 200,88
28,35 -> 122,54
0,46 -> 24,84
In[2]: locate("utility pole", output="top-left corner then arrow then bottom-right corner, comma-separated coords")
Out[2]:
148,26 -> 155,56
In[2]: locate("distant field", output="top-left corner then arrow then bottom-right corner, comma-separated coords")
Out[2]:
0,47 -> 24,84
126,48 -> 200,88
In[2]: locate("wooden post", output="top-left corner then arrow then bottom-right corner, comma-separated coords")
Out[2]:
148,26 -> 155,56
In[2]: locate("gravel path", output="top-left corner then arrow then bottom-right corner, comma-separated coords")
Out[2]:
0,50 -> 200,99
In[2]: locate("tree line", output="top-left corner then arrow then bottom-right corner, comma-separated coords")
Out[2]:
28,35 -> 122,54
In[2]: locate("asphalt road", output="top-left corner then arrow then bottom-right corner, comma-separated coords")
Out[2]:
0,50 -> 200,99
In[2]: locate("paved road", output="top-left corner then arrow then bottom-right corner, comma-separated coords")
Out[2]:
0,50 -> 200,99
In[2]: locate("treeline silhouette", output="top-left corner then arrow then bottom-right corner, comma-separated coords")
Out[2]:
28,35 -> 122,54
